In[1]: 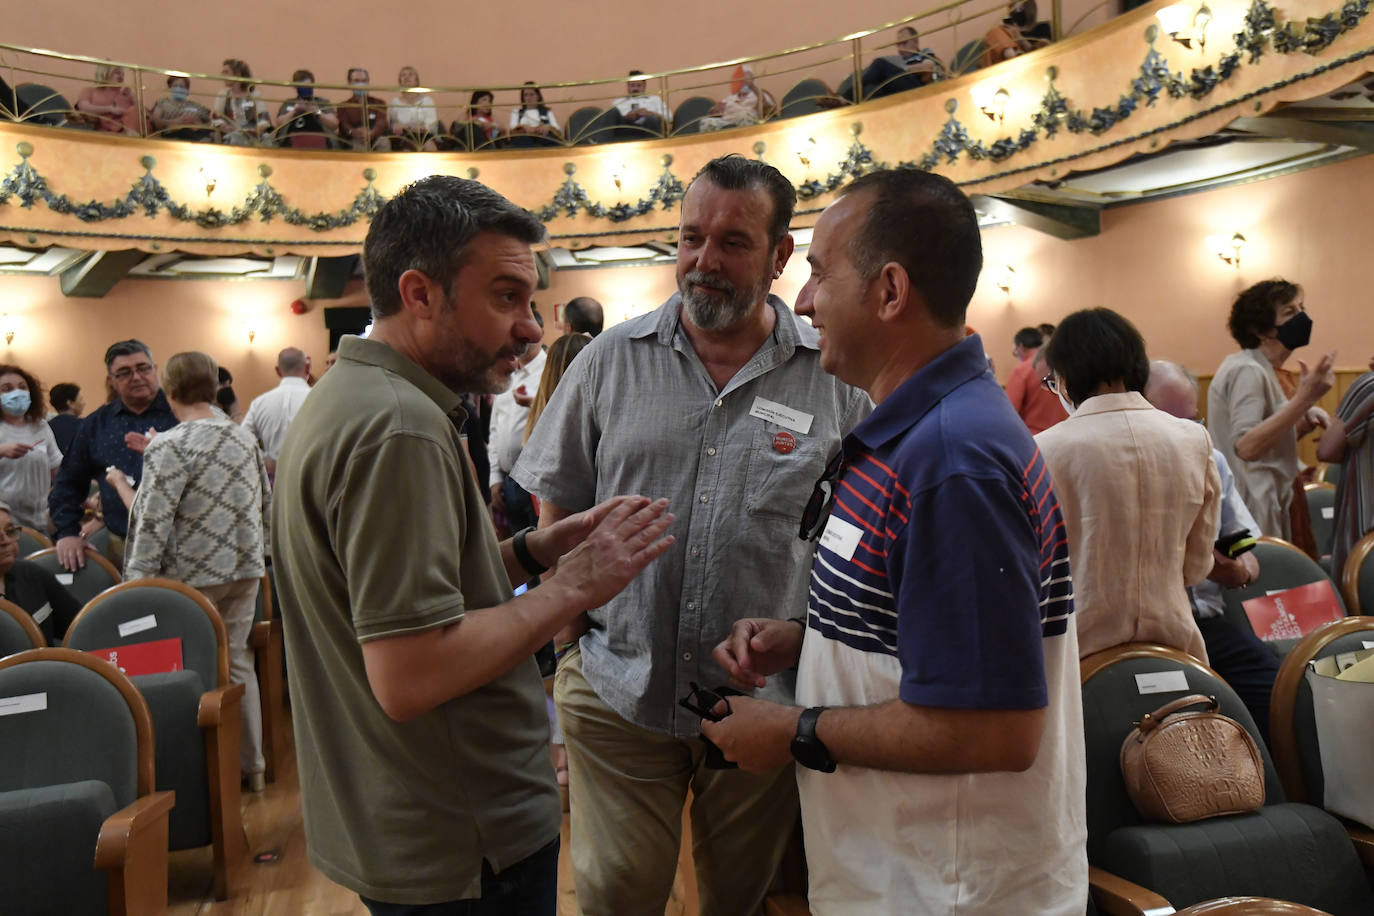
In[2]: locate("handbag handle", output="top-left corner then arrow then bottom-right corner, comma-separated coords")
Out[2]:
1135,693 -> 1219,736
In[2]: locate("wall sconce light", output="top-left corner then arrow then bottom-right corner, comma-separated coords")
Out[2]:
199,166 -> 217,198
996,265 -> 1016,294
611,160 -> 627,191
1206,231 -> 1246,268
794,137 -> 817,167
243,319 -> 257,344
1,314 -> 15,346
1156,3 -> 1212,50
970,86 -> 1010,124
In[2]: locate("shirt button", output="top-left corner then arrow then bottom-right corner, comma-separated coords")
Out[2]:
706,447 -> 717,456
683,651 -> 693,661
714,399 -> 723,408
691,546 -> 701,557
687,601 -> 696,610
699,494 -> 708,503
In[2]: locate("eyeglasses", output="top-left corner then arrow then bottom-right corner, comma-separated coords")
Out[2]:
111,363 -> 155,382
1040,374 -> 1061,395
0,525 -> 21,541
799,450 -> 848,542
678,682 -> 735,723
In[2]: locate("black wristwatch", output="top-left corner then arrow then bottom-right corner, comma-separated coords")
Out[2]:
791,706 -> 836,773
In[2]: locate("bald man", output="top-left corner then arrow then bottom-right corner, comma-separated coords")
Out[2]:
1146,359 -> 1277,739
242,346 -> 313,477
560,296 -> 604,337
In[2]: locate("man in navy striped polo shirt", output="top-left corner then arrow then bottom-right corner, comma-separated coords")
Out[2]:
704,169 -> 1087,914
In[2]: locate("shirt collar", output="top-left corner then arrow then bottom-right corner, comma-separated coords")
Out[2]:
278,376 -> 310,389
1068,390 -> 1155,417
633,292 -> 817,357
114,389 -> 172,417
848,334 -> 990,451
337,334 -> 464,417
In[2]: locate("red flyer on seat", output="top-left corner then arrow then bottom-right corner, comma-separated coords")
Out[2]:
1241,581 -> 1344,641
87,638 -> 184,676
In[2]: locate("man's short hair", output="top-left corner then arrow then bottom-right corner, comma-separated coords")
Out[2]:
1037,322 -> 1056,338
838,168 -> 983,328
292,69 -> 315,83
1146,359 -> 1200,401
1013,327 -> 1043,350
277,347 -> 308,375
163,351 -> 219,405
1228,278 -> 1300,349
563,297 -> 604,336
50,382 -> 80,412
1043,308 -> 1149,405
689,155 -> 796,248
898,25 -> 918,39
347,67 -> 368,82
629,69 -> 644,77
104,339 -> 153,371
218,366 -> 233,387
363,175 -> 547,319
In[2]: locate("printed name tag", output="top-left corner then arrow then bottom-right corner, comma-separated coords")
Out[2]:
1135,671 -> 1189,695
55,573 -> 74,586
818,515 -> 863,562
118,615 -> 158,638
749,397 -> 813,435
1321,506 -> 1334,520
0,693 -> 46,717
31,603 -> 51,625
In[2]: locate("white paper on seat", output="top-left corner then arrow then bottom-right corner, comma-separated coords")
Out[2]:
117,614 -> 157,637
1321,506 -> 1334,519
55,573 -> 74,586
1134,670 -> 1188,694
0,693 -> 46,716
31,603 -> 51,625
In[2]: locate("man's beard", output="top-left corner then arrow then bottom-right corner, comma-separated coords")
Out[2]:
680,268 -> 771,332
440,338 -> 530,396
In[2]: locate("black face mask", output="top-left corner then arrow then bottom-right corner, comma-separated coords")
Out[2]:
1275,310 -> 1313,350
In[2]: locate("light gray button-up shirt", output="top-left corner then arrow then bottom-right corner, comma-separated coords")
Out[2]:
513,293 -> 871,737
1207,347 -> 1297,540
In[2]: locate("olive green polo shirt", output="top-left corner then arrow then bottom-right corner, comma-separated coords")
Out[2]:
271,334 -> 560,905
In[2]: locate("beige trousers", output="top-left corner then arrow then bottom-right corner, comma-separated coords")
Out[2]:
198,578 -> 264,777
555,645 -> 798,916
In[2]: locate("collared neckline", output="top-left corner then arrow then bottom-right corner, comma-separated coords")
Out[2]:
1068,390 -> 1155,417
278,376 -> 310,389
1240,346 -> 1281,375
631,292 -> 818,356
337,335 -> 464,417
113,389 -> 172,417
848,334 -> 990,452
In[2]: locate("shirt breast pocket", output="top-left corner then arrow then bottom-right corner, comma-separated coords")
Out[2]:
744,424 -> 830,524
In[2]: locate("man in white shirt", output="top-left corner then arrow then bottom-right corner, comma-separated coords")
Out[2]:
489,341 -> 547,534
606,70 -> 667,141
241,347 -> 312,478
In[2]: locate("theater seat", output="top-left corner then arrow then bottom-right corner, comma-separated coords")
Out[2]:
1339,531 -> 1374,616
670,96 -> 715,135
251,572 -> 286,783
1304,483 -> 1337,563
18,526 -> 52,558
565,105 -> 603,144
1221,537 -> 1347,659
950,39 -> 987,76
26,547 -> 122,607
1081,644 -> 1374,915
778,79 -> 832,118
0,596 -> 44,654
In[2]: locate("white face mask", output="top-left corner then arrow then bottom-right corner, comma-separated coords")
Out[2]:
1055,376 -> 1075,416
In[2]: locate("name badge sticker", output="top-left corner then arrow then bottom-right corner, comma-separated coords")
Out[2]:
0,693 -> 47,717
818,515 -> 863,562
1134,670 -> 1189,695
55,573 -> 74,586
118,615 -> 158,638
31,603 -> 51,625
749,397 -> 814,435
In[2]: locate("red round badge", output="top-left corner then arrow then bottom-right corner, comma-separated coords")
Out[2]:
773,432 -> 796,454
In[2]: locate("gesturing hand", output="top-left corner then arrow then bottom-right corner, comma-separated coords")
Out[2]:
1296,350 -> 1337,404
713,617 -> 806,690
547,497 -> 674,611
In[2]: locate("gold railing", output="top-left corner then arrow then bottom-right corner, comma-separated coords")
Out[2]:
0,0 -> 1072,151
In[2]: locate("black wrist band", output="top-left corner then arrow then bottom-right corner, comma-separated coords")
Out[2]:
513,527 -> 548,576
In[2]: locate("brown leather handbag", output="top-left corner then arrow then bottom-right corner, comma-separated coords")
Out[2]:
1119,694 -> 1266,823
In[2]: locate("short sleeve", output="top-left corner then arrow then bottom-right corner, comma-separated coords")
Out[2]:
337,431 -> 469,641
890,473 -> 1048,711
510,355 -> 601,513
1218,362 -> 1274,444
39,423 -> 62,470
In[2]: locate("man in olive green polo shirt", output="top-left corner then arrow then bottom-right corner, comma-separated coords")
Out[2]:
272,175 -> 675,915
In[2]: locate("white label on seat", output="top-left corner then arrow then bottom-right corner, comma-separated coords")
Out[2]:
1135,671 -> 1188,694
1363,641 -> 1374,650
31,603 -> 51,625
0,693 -> 46,716
55,573 -> 74,586
1321,506 -> 1334,519
117,614 -> 157,637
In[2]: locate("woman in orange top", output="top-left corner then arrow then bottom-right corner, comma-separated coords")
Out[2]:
75,64 -> 141,134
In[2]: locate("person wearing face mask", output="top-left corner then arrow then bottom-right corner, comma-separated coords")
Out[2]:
336,67 -> 390,151
1036,308 -> 1220,662
212,58 -> 273,146
277,69 -> 339,150
1208,279 -> 1336,540
149,75 -> 214,142
0,364 -> 64,532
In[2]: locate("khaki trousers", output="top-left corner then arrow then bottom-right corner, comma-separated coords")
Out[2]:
555,645 -> 798,916
198,578 -> 264,777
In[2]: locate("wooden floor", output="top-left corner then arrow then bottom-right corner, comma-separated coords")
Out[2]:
168,711 -> 700,915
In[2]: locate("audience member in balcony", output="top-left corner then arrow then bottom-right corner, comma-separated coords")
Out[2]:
337,68 -> 390,151
982,0 -> 1052,69
508,82 -> 562,148
859,26 -> 947,100
277,69 -> 339,150
149,75 -> 214,142
1317,352 -> 1374,576
1004,325 -> 1067,434
604,70 -> 668,141
389,66 -> 440,151
447,90 -> 503,150
75,64 -> 141,134
0,365 -> 63,531
118,351 -> 270,792
1036,308 -> 1219,662
1208,279 -> 1334,540
212,58 -> 272,146
47,383 -> 84,456
0,502 -> 81,644
700,64 -> 767,132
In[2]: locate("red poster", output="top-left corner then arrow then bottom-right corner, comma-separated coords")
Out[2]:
87,638 -> 184,676
1241,581 -> 1345,641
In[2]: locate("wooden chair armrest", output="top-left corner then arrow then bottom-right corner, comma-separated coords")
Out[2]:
197,682 -> 245,728
764,894 -> 812,916
1346,820 -> 1374,870
250,620 -> 270,650
1089,865 -> 1176,916
93,790 -> 175,869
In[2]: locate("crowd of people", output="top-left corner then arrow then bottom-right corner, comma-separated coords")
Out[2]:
3,151 -> 1368,914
